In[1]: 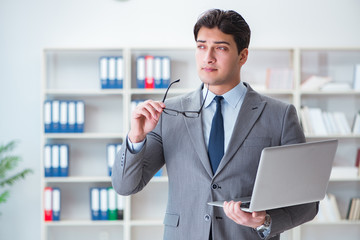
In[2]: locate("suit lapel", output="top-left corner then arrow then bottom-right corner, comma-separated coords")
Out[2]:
214,84 -> 267,177
182,86 -> 214,177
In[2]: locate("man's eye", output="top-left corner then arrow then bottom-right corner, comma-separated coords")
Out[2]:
197,45 -> 205,49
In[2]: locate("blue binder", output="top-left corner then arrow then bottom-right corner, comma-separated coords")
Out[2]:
154,168 -> 163,177
100,57 -> 108,89
75,101 -> 85,133
99,188 -> 108,220
161,57 -> 171,88
107,143 -> 122,176
107,144 -> 115,176
51,145 -> 60,177
90,188 -> 100,220
136,56 -> 145,88
59,144 -> 69,177
44,100 -> 52,133
52,101 -> 60,133
52,188 -> 61,221
68,101 -> 76,133
44,144 -> 52,177
154,56 -> 162,88
116,57 -> 124,89
108,57 -> 116,88
60,101 -> 68,133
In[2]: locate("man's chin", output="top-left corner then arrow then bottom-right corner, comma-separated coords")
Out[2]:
200,79 -> 221,86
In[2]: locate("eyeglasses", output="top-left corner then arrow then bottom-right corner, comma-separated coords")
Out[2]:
162,79 -> 209,118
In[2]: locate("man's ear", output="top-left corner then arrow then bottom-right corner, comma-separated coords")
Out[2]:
239,48 -> 249,65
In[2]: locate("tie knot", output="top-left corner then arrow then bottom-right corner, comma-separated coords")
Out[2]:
214,96 -> 223,104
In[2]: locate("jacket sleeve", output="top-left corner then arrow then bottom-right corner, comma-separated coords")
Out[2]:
111,120 -> 165,196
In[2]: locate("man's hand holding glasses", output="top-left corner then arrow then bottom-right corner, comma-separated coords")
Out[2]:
128,79 -> 208,143
128,99 -> 165,143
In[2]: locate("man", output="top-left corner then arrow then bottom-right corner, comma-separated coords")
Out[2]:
112,9 -> 318,240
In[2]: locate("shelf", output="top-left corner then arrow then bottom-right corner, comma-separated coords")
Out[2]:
43,176 -> 168,183
300,90 -> 360,96
306,220 -> 360,226
44,176 -> 111,183
44,220 -> 124,227
44,133 -> 124,139
330,176 -> 360,182
305,134 -> 360,139
130,88 -> 193,95
45,89 -> 124,96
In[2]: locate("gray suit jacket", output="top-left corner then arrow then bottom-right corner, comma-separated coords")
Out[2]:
112,83 -> 318,240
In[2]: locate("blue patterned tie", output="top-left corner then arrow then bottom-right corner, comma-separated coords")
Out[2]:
208,96 -> 224,174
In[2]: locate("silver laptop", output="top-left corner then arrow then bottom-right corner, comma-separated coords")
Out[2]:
208,139 -> 338,212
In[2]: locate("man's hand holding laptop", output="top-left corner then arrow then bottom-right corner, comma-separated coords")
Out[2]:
223,201 -> 267,228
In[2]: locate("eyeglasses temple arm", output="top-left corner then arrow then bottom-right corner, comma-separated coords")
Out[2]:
199,84 -> 209,112
162,79 -> 180,102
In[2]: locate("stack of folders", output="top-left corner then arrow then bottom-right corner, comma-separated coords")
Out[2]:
44,144 -> 69,177
90,187 -> 124,221
347,197 -> 360,220
44,100 -> 85,133
44,187 -> 61,221
136,55 -> 171,89
107,143 -> 122,176
300,106 -> 354,135
99,56 -> 124,89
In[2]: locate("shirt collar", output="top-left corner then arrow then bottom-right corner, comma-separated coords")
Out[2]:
203,82 -> 247,109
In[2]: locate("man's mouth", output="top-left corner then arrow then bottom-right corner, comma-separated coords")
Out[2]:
202,67 -> 217,72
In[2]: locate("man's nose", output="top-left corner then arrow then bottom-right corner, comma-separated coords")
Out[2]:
204,49 -> 216,64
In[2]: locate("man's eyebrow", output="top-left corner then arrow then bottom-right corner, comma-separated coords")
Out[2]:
196,40 -> 231,45
214,41 -> 230,45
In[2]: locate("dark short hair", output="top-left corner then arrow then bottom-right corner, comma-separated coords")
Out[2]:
194,9 -> 251,54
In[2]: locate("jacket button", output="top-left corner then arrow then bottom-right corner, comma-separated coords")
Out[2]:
212,183 -> 218,189
204,214 -> 211,222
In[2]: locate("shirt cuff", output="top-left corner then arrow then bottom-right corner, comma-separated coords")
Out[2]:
127,136 -> 146,153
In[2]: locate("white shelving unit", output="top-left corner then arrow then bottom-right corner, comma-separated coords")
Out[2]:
41,47 -> 360,240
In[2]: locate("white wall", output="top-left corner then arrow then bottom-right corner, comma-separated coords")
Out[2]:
0,0 -> 359,239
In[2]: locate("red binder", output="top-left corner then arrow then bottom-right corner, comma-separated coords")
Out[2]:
145,55 -> 154,89
44,187 -> 53,221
